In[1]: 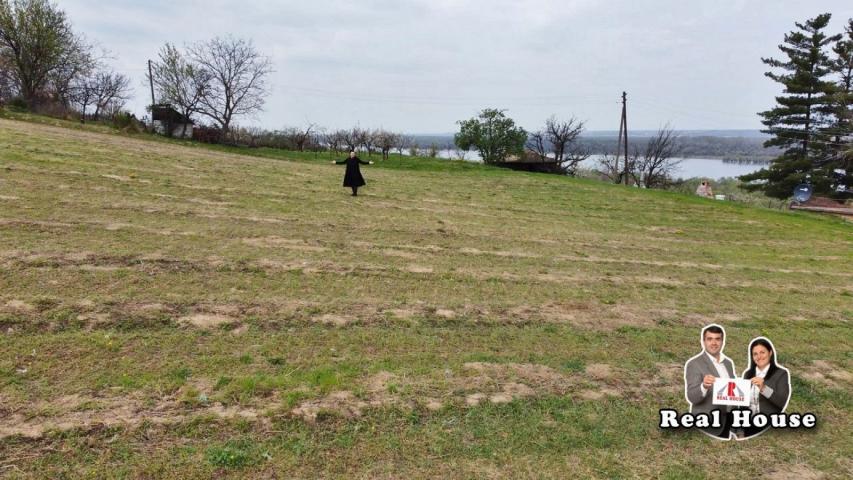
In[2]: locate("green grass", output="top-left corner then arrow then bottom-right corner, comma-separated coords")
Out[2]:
0,113 -> 851,478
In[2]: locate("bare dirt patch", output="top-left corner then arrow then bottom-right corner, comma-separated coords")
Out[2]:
313,314 -> 353,327
0,392 -> 265,440
384,308 -> 417,319
100,174 -> 131,182
405,264 -> 434,274
489,382 -> 536,404
3,300 -> 35,313
460,247 -> 540,258
382,249 -> 421,260
178,314 -> 236,329
584,363 -> 613,381
800,360 -> 852,388
764,464 -> 826,480
290,391 -> 374,424
243,236 -> 328,251
462,362 -> 574,394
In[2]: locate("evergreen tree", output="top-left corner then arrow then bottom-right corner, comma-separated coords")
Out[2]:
826,18 -> 853,191
740,13 -> 842,198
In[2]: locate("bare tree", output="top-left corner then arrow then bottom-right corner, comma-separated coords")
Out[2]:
49,40 -> 97,107
526,130 -> 548,162
148,43 -> 210,136
408,141 -> 419,157
427,142 -> 439,158
69,74 -> 94,116
188,36 -> 272,137
451,143 -> 469,160
342,127 -> 362,152
291,123 -> 316,151
546,116 -> 584,164
374,130 -> 398,161
360,128 -> 376,156
597,151 -> 632,183
395,134 -> 412,156
562,143 -> 590,176
89,71 -> 131,119
633,125 -> 681,187
323,129 -> 344,154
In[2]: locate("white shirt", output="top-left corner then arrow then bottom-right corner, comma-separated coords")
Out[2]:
700,352 -> 731,397
750,365 -> 775,413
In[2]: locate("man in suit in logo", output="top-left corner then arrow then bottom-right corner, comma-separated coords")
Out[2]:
684,324 -> 736,439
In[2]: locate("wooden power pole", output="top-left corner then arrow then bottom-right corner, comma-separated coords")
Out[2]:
147,60 -> 156,128
615,91 -> 629,185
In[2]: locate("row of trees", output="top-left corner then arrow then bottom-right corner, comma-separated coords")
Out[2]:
741,13 -> 853,199
217,124 -> 445,161
454,108 -> 682,185
0,0 -> 132,120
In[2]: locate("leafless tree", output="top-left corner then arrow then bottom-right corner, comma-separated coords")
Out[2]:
395,134 -> 412,156
427,142 -> 439,158
69,74 -> 94,116
341,127 -> 362,152
526,130 -> 548,162
451,143 -> 469,160
148,43 -> 210,135
632,125 -> 682,187
360,128 -> 376,156
408,141 -> 419,157
597,151 -> 633,183
188,36 -> 273,137
374,129 -> 398,161
546,116 -> 585,165
89,71 -> 131,119
291,123 -> 316,151
562,143 -> 590,176
323,129 -> 344,154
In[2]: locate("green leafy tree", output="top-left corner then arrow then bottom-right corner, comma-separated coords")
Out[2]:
454,108 -> 527,164
0,0 -> 92,106
740,13 -> 842,198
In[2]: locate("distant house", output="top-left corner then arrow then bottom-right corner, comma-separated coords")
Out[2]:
151,104 -> 194,138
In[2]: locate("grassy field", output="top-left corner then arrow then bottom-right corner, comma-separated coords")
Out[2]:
0,114 -> 851,479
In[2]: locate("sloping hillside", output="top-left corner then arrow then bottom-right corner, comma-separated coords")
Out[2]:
0,117 -> 850,478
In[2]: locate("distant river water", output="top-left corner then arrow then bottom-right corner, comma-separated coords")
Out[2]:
427,150 -> 766,180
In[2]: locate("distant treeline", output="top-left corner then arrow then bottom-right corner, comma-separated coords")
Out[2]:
411,134 -> 781,161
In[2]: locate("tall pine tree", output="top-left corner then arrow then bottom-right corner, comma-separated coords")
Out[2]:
740,13 -> 842,198
826,18 -> 853,192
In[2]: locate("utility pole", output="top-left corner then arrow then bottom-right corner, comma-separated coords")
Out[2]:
147,60 -> 156,129
617,91 -> 629,185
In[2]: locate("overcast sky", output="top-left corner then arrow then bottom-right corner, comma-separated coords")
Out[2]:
61,1 -> 852,133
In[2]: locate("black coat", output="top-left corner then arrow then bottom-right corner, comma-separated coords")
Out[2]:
336,156 -> 369,187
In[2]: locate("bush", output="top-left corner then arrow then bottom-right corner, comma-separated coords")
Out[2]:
110,111 -> 144,133
193,125 -> 222,144
7,96 -> 28,111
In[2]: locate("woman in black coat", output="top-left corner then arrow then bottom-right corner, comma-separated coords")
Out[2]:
332,151 -> 373,196
739,337 -> 791,439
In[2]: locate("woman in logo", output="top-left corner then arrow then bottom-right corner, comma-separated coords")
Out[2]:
739,337 -> 791,439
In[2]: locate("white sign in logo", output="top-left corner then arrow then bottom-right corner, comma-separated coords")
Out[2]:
712,378 -> 752,407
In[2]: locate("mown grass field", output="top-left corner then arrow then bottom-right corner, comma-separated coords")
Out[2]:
0,114 -> 851,479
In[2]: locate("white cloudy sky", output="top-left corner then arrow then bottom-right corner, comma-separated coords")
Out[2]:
61,1 -> 852,133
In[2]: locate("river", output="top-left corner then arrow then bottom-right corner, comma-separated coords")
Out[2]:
427,150 -> 766,179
